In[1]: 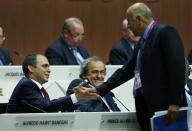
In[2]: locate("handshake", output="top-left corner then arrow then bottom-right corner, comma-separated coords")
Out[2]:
73,82 -> 99,101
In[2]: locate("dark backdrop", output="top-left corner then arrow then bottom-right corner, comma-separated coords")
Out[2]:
0,0 -> 191,64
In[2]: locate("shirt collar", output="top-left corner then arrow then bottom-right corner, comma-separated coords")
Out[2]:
30,78 -> 43,90
143,20 -> 156,40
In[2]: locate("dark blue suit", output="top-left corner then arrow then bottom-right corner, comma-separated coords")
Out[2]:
187,48 -> 192,65
66,79 -> 120,112
7,77 -> 75,113
96,24 -> 186,131
45,36 -> 89,65
109,37 -> 134,65
0,48 -> 13,65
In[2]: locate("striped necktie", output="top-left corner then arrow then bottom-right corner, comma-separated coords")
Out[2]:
0,59 -> 4,65
41,87 -> 50,100
71,48 -> 84,64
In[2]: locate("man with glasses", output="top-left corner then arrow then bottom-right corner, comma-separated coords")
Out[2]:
108,19 -> 140,65
66,56 -> 120,112
0,26 -> 14,65
45,17 -> 89,65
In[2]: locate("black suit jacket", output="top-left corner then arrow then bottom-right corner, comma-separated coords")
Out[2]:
0,48 -> 13,65
45,36 -> 89,65
67,79 -> 120,112
109,37 -> 134,65
96,23 -> 186,115
7,77 -> 75,113
187,49 -> 192,65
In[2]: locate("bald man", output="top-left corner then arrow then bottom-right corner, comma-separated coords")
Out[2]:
85,3 -> 186,131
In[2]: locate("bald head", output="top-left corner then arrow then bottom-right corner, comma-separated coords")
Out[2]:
126,3 -> 153,36
126,3 -> 152,20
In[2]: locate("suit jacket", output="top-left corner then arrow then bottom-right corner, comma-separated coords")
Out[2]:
96,23 -> 186,115
109,37 -> 134,65
6,77 -> 75,113
187,49 -> 192,65
186,79 -> 192,107
67,79 -> 120,112
0,48 -> 13,65
45,36 -> 89,65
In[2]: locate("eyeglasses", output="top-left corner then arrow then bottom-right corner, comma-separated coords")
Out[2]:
68,31 -> 85,38
0,35 -> 5,40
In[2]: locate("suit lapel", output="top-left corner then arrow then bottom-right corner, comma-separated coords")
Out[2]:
59,37 -> 78,65
0,49 -> 6,65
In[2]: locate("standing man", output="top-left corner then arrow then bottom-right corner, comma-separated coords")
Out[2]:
86,3 -> 186,131
0,26 -> 14,65
108,19 -> 140,65
45,17 -> 89,65
67,56 -> 120,112
6,54 -> 97,113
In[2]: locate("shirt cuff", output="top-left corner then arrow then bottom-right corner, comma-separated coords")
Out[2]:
70,94 -> 78,104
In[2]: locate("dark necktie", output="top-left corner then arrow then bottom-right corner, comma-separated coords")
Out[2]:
41,87 -> 50,100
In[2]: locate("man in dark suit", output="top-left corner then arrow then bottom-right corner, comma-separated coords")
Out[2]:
6,54 -> 97,113
108,19 -> 140,65
0,26 -> 14,65
66,56 -> 120,112
185,59 -> 192,107
45,17 -> 89,65
85,3 -> 186,131
187,48 -> 192,65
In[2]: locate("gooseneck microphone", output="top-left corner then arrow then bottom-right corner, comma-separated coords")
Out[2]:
20,100 -> 46,113
14,49 -> 25,59
110,92 -> 130,111
82,80 -> 130,111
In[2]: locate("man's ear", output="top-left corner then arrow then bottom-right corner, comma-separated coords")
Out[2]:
63,30 -> 69,38
28,65 -> 35,73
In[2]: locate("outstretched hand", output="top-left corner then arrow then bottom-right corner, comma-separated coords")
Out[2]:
73,86 -> 98,100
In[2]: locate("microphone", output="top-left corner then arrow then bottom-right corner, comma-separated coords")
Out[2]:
110,92 -> 130,111
20,100 -> 46,113
82,79 -> 95,88
14,49 -> 25,59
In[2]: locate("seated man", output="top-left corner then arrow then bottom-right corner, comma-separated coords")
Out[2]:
185,59 -> 192,107
108,19 -> 140,65
6,54 -> 97,113
45,17 -> 89,65
0,26 -> 14,65
66,56 -> 120,112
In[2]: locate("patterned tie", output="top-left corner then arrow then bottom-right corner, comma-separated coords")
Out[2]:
133,38 -> 146,96
0,59 -> 4,65
41,87 -> 50,100
71,48 -> 84,64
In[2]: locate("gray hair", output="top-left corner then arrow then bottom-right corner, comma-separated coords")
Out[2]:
122,19 -> 128,29
62,17 -> 83,33
79,56 -> 106,79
